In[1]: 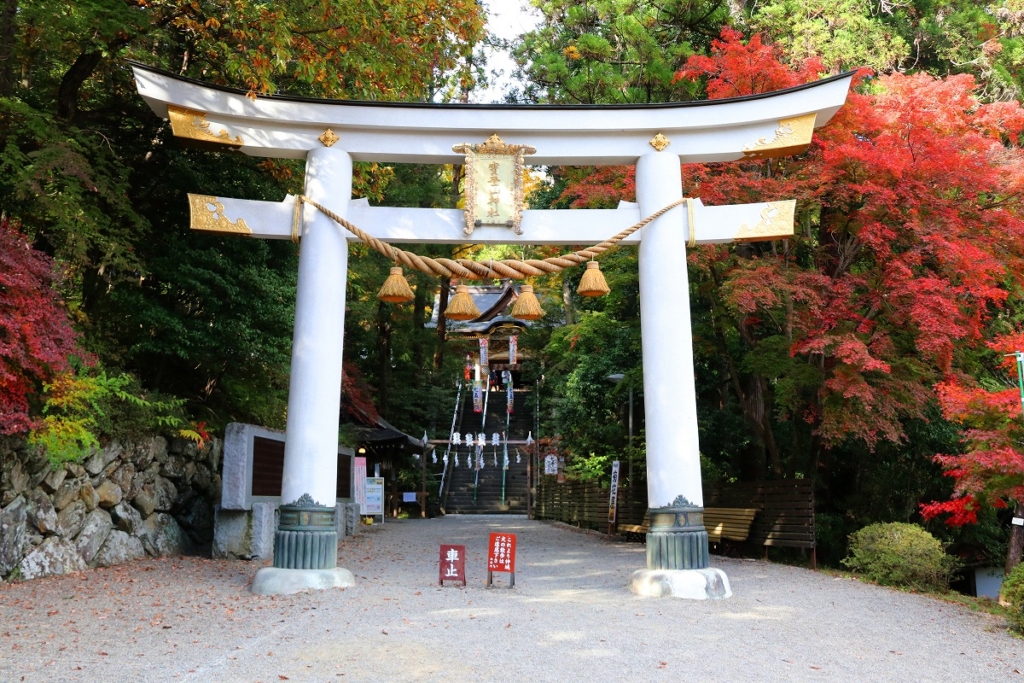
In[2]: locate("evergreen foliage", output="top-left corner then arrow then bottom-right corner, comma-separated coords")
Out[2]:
1001,560 -> 1024,631
843,522 -> 958,591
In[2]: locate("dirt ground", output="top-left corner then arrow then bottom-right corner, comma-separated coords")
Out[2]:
1,515 -> 1021,683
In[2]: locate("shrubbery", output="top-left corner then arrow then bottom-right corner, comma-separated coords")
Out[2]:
1002,562 -> 1024,633
843,522 -> 958,591
28,367 -> 205,467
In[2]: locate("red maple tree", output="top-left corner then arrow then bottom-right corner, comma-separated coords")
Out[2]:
0,218 -> 80,434
920,333 -> 1024,572
557,31 -> 1024,474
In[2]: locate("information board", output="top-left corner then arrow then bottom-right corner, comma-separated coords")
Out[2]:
487,532 -> 517,573
364,477 -> 384,516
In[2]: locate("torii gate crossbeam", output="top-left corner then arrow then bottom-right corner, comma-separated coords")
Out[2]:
131,63 -> 852,598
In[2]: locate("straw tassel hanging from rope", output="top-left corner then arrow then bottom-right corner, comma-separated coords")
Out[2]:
511,284 -> 544,320
445,283 -> 481,320
577,261 -> 610,297
377,267 -> 415,303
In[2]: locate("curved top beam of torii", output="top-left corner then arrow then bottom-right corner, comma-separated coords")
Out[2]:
130,62 -> 853,166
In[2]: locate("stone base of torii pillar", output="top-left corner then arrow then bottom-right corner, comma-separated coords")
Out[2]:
627,503 -> 731,599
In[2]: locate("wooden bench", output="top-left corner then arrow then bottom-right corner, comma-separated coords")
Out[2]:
619,507 -> 758,544
704,507 -> 758,541
707,480 -> 816,568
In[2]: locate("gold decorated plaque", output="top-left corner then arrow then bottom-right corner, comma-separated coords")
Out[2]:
188,194 -> 252,235
742,113 -> 816,159
734,201 -> 795,242
453,134 -> 536,236
167,105 -> 243,148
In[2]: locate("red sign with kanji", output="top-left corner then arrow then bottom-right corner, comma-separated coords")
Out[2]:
487,532 -> 517,573
439,544 -> 466,586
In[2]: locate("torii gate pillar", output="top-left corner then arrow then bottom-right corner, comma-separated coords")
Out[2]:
630,152 -> 729,598
252,148 -> 356,594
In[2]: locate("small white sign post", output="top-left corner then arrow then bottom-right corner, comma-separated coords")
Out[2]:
608,460 -> 621,536
132,63 -> 852,598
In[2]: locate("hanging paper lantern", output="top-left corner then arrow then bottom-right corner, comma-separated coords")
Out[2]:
577,261 -> 611,297
445,284 -> 481,321
377,266 -> 415,303
511,284 -> 544,320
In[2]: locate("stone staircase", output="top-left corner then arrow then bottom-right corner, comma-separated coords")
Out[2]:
443,390 -> 531,514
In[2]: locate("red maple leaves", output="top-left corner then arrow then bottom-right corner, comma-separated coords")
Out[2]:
558,29 -> 1024,457
0,218 -> 79,434
921,337 -> 1024,526
684,31 -> 1024,450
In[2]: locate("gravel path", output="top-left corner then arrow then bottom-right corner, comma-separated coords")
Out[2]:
1,514 -> 1021,683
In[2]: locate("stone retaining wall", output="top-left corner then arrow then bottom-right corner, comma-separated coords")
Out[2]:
0,435 -> 222,582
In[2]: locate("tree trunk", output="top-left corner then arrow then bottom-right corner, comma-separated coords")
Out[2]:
57,50 -> 104,122
432,278 -> 450,370
0,0 -> 17,97
1006,501 -> 1024,576
411,277 -> 427,381
376,300 -> 392,419
562,276 -> 576,326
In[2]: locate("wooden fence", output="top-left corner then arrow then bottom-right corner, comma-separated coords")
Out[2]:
534,479 -> 646,532
535,477 -> 816,556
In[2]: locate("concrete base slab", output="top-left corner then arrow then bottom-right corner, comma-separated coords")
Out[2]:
629,568 -> 732,599
251,567 -> 356,595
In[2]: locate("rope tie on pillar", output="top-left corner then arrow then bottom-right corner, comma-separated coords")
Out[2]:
686,197 -> 697,249
290,195 -> 691,281
290,194 -> 303,244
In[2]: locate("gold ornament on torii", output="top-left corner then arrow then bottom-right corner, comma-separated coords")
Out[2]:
453,134 -> 536,236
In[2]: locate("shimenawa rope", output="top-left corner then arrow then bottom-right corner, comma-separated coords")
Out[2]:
292,196 -> 697,279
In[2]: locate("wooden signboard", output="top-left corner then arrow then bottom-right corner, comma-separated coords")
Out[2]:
486,532 -> 517,588
439,544 -> 467,586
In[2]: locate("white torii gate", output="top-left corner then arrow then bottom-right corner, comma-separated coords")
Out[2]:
132,63 -> 851,598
